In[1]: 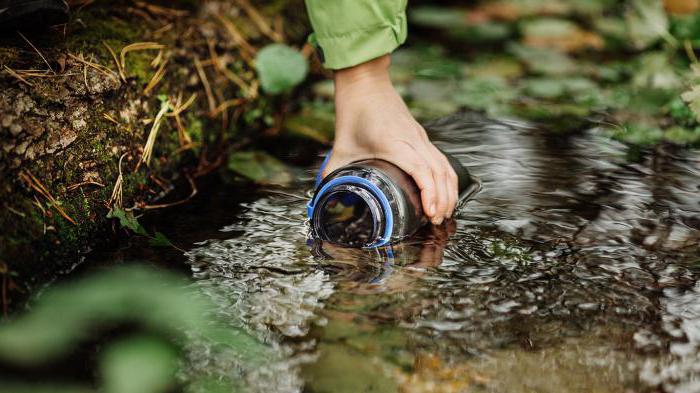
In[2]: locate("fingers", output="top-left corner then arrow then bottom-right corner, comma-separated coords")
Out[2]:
405,160 -> 437,218
429,146 -> 459,224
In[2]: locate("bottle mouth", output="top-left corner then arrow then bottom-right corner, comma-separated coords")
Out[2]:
312,185 -> 384,247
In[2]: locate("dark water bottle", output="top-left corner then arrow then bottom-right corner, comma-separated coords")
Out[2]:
307,150 -> 479,248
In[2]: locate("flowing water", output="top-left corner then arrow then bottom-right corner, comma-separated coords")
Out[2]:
178,113 -> 700,392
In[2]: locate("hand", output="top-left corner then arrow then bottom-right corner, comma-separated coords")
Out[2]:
324,55 -> 458,225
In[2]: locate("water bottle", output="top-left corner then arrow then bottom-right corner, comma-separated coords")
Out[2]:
307,150 -> 478,248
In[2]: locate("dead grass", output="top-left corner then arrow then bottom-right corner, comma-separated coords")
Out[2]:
19,171 -> 77,225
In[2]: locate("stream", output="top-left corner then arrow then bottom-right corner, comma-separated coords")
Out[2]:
160,112 -> 698,393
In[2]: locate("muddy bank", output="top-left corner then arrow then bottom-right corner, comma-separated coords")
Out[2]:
0,0 -> 310,298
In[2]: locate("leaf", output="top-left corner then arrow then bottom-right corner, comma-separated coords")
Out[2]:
101,336 -> 178,393
410,6 -> 468,29
508,43 -> 578,76
0,266 -> 264,365
453,76 -> 516,116
107,208 -> 148,236
255,44 -> 308,94
149,232 -> 174,248
520,18 -> 604,52
664,126 -> 700,144
521,77 -> 599,100
227,151 -> 293,185
632,52 -> 682,91
681,85 -> 700,122
625,0 -> 676,49
609,123 -> 665,146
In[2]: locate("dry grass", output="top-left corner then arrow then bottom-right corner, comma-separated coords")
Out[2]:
144,57 -> 168,96
138,98 -> 171,167
17,31 -> 54,74
19,171 -> 76,225
108,153 -> 127,209
119,42 -> 164,75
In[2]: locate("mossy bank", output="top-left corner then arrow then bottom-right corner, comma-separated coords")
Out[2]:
0,0 -> 310,299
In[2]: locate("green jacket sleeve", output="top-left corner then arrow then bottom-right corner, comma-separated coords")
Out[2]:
304,0 -> 408,70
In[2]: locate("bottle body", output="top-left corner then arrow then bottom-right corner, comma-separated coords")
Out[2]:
307,151 -> 477,248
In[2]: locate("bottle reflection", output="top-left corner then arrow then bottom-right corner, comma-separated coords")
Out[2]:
310,221 -> 457,292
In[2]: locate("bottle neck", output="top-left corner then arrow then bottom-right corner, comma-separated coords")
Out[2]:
312,184 -> 386,248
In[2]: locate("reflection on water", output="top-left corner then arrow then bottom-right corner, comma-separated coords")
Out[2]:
186,113 -> 700,392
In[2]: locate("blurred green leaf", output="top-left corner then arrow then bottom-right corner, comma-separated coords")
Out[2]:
227,151 -> 293,185
410,6 -> 467,29
508,44 -> 578,75
632,52 -> 682,91
256,44 -> 308,94
670,14 -> 700,44
625,0 -> 676,49
609,123 -> 664,145
463,56 -> 524,79
664,126 -> 700,144
101,336 -> 178,393
454,76 -> 516,116
681,85 -> 700,122
0,266 -> 264,365
521,77 -> 599,100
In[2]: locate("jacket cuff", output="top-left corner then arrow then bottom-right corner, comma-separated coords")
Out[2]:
312,11 -> 407,70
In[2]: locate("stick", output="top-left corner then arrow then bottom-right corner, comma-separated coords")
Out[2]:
17,31 -> 54,73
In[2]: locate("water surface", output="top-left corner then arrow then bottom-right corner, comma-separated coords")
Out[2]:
185,113 -> 700,392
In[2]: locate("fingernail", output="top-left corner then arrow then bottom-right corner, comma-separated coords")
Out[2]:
432,216 -> 443,225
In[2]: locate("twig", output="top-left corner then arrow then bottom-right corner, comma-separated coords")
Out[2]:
67,181 -> 105,191
108,153 -> 127,209
19,170 -> 76,225
144,56 -> 168,96
207,40 -> 255,97
211,98 -> 245,117
194,56 -> 217,115
102,41 -> 126,82
235,0 -> 283,42
119,42 -> 164,74
5,205 -> 26,218
2,65 -> 33,86
17,31 -> 54,74
67,52 -> 119,83
138,99 -> 171,167
685,40 -> 699,65
137,174 -> 198,210
134,1 -> 188,17
216,15 -> 256,65
103,113 -> 119,125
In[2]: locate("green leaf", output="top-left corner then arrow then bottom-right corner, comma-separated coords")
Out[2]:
101,336 -> 178,393
681,85 -> 700,122
107,208 -> 148,236
453,76 -> 516,116
631,52 -> 682,91
227,151 -> 293,185
520,18 -> 579,39
664,126 -> 700,145
0,266 -> 264,365
149,232 -> 174,248
255,44 -> 308,94
410,6 -> 467,29
508,44 -> 578,76
625,0 -> 676,49
609,123 -> 664,146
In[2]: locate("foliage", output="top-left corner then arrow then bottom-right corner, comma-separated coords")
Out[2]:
0,265 -> 265,392
227,150 -> 293,185
256,44 -> 309,94
107,208 -> 174,248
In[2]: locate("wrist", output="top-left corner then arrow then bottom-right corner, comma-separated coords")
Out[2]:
334,55 -> 392,94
